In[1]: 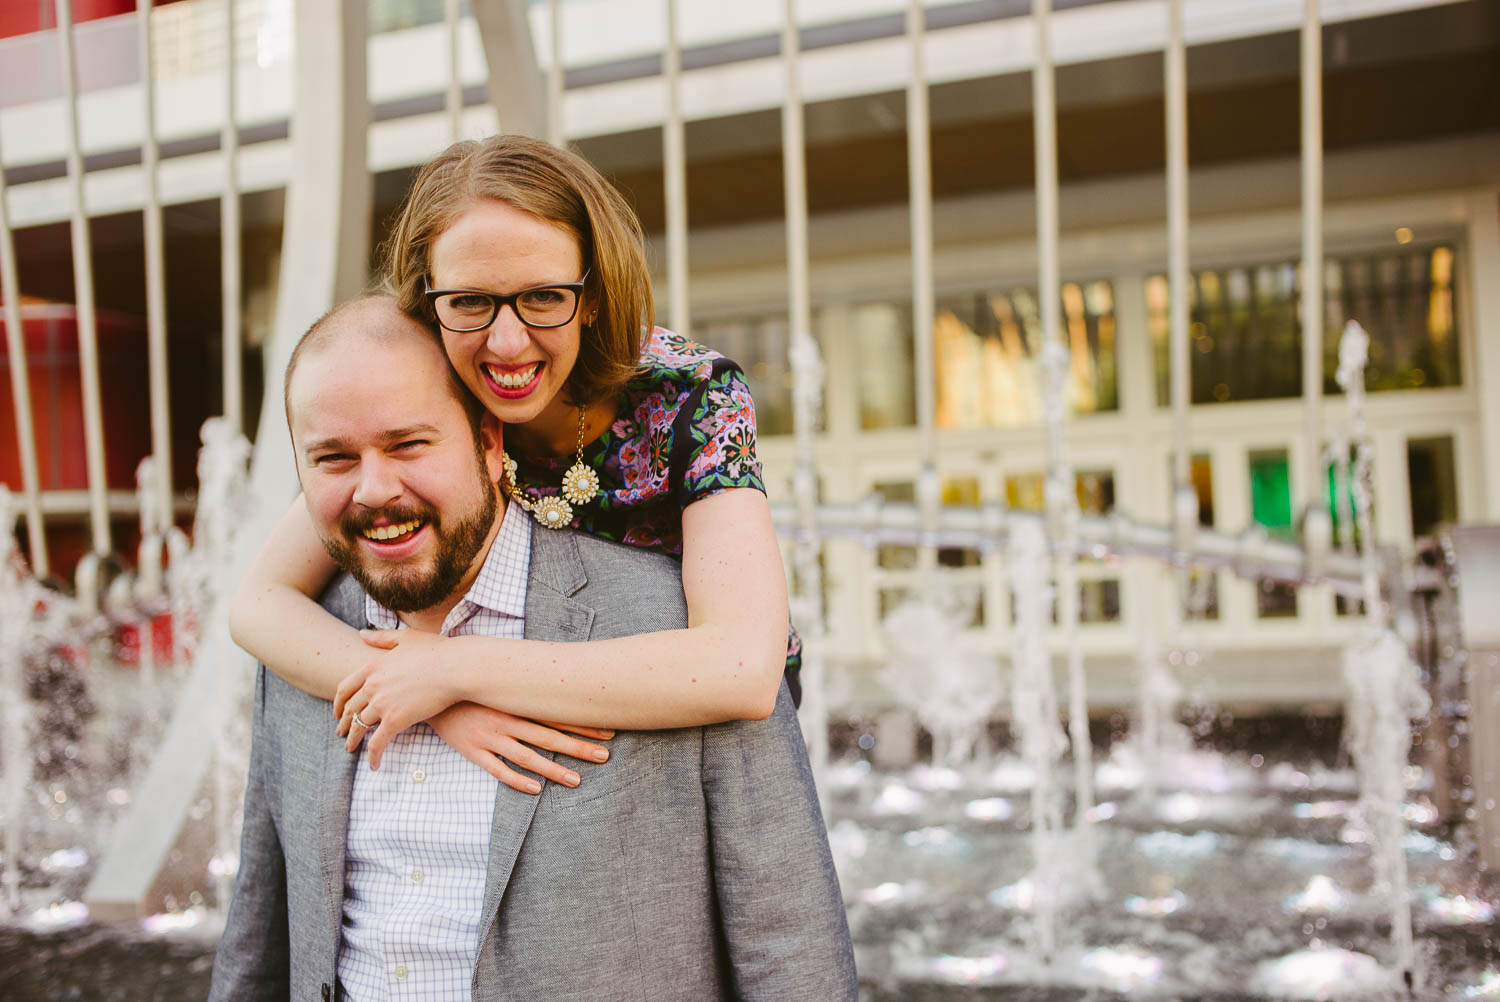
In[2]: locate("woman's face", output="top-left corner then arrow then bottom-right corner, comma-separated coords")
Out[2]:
429,198 -> 589,437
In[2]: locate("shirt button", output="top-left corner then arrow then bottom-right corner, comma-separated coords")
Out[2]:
394,964 -> 409,980
411,768 -> 426,783
411,869 -> 425,884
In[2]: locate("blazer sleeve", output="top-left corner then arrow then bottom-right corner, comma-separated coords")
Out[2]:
206,664 -> 291,1002
700,682 -> 858,1000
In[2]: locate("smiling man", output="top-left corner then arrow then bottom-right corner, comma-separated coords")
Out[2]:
209,296 -> 856,1002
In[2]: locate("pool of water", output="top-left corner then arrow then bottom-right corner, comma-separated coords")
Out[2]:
3,741 -> 1497,1001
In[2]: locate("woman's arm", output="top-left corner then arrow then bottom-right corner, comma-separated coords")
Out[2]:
338,487 -> 792,769
227,495 -> 366,700
230,497 -> 614,791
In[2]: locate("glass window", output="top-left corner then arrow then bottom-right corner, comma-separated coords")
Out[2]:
1248,449 -> 1297,618
935,280 -> 1117,429
1150,244 -> 1460,405
694,312 -> 806,437
1408,436 -> 1458,539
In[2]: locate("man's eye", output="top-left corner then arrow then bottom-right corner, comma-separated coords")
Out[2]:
314,454 -> 353,466
393,440 -> 427,452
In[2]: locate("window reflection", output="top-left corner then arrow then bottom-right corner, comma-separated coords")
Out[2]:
851,280 -> 1118,432
1149,244 -> 1460,405
936,280 -> 1117,429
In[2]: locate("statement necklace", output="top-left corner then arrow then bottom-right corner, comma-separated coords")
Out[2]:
502,405 -> 601,530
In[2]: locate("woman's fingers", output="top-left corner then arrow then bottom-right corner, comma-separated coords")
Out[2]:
535,720 -> 616,741
477,756 -> 544,796
504,719 -> 610,764
340,699 -> 377,749
358,628 -> 402,650
489,739 -> 582,788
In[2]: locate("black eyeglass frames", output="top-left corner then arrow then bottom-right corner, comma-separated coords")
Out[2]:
423,272 -> 590,333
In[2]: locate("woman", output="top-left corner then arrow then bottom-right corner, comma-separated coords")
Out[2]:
230,135 -> 800,794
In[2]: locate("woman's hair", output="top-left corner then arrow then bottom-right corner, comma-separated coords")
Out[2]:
381,134 -> 654,406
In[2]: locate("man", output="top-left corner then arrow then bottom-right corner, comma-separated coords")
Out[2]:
208,297 -> 856,1001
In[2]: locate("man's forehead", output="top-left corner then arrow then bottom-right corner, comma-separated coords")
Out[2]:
288,336 -> 453,444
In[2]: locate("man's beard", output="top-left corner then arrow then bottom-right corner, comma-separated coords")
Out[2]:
322,460 -> 499,614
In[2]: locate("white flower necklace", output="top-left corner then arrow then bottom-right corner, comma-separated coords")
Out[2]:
502,405 -> 601,530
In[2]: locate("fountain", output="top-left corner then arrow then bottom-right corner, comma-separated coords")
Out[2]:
0,310 -> 1496,1001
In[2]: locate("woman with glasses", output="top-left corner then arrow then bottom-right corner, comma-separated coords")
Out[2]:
228,135 -> 800,793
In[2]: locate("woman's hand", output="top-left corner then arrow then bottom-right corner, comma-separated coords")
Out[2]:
334,629 -> 467,766
426,703 -> 614,794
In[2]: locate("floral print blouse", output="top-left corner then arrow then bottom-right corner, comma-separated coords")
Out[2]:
510,327 -> 803,700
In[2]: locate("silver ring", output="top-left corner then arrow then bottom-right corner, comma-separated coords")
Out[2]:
352,709 -> 373,730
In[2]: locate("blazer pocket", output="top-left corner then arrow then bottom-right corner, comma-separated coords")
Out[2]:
545,733 -> 667,808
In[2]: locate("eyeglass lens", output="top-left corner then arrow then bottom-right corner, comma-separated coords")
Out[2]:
433,287 -> 579,331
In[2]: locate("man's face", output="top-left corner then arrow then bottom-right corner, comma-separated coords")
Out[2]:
288,319 -> 505,614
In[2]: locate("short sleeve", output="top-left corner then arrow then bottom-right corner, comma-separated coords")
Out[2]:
677,362 -> 766,508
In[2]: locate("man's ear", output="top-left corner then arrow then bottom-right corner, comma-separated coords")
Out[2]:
480,411 -> 505,483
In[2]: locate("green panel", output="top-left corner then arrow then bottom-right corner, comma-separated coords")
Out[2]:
1249,451 -> 1293,535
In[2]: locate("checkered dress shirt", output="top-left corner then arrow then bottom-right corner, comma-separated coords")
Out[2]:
336,502 -> 531,1002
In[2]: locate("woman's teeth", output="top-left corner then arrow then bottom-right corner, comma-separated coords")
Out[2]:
362,519 -> 422,541
485,363 -> 540,389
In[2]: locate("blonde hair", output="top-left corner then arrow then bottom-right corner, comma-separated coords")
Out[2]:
381,134 -> 654,406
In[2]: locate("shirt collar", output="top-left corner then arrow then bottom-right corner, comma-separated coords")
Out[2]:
364,499 -> 532,633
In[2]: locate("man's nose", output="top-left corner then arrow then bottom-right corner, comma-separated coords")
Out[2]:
352,458 -> 402,509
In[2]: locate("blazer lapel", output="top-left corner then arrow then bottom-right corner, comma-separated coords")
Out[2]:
315,585 -> 369,962
475,526 -> 595,938
318,709 -> 361,959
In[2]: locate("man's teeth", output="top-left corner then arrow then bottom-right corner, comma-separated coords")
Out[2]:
362,519 -> 422,541
485,363 -> 540,389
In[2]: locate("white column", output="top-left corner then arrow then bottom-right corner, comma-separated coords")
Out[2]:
1166,0 -> 1190,501
906,0 -> 935,476
222,0 -> 243,431
446,0 -> 464,141
662,0 -> 691,337
0,143 -> 48,576
547,0 -> 564,146
1465,192 -> 1500,519
1300,0 -> 1324,518
138,0 -> 174,537
55,0 -> 112,559
781,0 -> 829,775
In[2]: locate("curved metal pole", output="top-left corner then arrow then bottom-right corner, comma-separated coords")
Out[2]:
139,0 -> 173,539
0,137 -> 49,576
86,0 -> 373,920
56,0 -> 113,559
662,0 -> 690,337
222,0 -> 243,432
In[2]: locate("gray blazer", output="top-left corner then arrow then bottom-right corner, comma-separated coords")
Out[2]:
209,527 -> 856,1001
